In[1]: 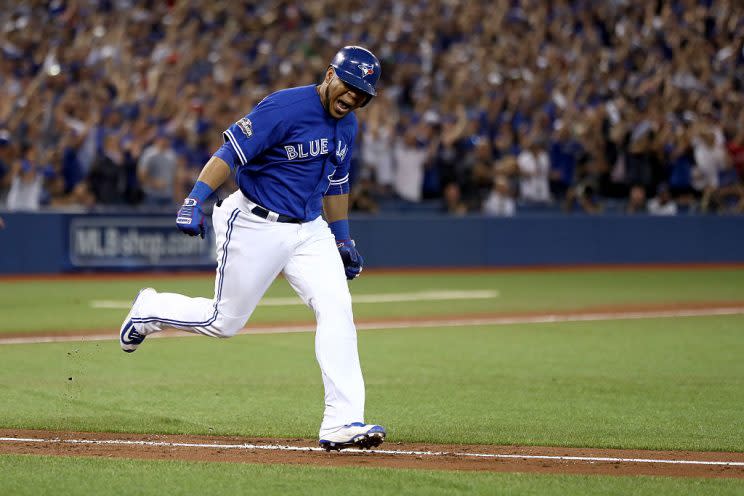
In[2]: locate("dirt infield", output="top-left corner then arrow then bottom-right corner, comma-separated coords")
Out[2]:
1,429 -> 743,479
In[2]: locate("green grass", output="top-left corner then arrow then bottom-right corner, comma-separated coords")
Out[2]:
1,267 -> 743,495
1,268 -> 743,333
2,455 -> 743,496
0,314 -> 742,451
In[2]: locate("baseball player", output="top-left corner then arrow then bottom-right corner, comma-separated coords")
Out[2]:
119,46 -> 385,451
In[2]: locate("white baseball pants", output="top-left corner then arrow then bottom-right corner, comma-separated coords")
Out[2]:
130,190 -> 365,436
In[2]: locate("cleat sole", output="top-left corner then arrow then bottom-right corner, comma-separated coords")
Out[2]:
319,432 -> 386,451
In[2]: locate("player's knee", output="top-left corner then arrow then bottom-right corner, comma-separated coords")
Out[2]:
210,314 -> 246,338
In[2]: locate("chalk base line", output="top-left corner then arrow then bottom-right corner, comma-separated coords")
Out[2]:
1,429 -> 743,479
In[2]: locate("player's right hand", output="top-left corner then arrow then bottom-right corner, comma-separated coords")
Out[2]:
176,198 -> 205,239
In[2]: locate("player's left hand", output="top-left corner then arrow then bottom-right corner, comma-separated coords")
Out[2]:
176,198 -> 205,239
337,239 -> 364,280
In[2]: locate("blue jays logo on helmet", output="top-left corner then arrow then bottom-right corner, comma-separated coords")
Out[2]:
358,63 -> 375,77
330,46 -> 381,106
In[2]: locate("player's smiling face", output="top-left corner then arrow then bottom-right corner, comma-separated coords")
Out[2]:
319,68 -> 366,119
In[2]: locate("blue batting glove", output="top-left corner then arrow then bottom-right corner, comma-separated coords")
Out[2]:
176,181 -> 214,239
176,198 -> 205,238
337,239 -> 364,280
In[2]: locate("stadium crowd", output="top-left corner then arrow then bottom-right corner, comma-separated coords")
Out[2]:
1,0 -> 744,216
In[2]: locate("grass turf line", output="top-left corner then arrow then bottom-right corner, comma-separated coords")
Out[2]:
2,455 -> 744,496
1,268 -> 744,333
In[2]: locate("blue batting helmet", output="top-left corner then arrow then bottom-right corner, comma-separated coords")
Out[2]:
330,46 -> 380,105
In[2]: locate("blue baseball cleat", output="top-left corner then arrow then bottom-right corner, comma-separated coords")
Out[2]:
319,422 -> 386,451
119,288 -> 155,353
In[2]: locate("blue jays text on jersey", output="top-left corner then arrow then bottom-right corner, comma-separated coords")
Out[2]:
221,85 -> 356,221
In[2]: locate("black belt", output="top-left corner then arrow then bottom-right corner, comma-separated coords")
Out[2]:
250,204 -> 304,224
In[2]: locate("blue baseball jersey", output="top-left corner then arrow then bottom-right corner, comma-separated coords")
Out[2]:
222,85 -> 355,221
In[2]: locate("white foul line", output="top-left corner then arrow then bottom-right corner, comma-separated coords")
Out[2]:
1,437 -> 742,467
2,306 -> 744,346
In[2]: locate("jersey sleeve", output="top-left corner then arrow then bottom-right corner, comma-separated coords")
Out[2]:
222,99 -> 286,166
325,118 -> 357,196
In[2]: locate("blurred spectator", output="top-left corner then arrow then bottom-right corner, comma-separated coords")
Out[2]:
563,183 -> 601,214
442,181 -> 468,215
7,145 -> 44,211
392,122 -> 436,203
647,184 -> 678,216
0,130 -> 15,201
359,95 -> 395,197
625,124 -> 664,200
548,125 -> 583,200
137,132 -> 180,206
727,128 -> 744,183
666,125 -> 697,205
433,106 -> 469,204
516,133 -> 551,203
482,175 -> 515,217
721,126 -> 744,213
491,123 -> 517,161
87,134 -> 135,205
626,185 -> 647,215
469,139 -> 498,210
691,126 -> 729,212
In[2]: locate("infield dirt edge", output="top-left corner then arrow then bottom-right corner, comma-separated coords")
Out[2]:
1,429 -> 743,479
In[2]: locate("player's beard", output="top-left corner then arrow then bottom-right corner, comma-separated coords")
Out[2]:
323,85 -> 332,116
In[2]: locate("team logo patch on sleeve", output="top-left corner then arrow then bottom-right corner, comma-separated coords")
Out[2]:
237,117 -> 253,138
336,140 -> 348,161
358,63 -> 375,77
